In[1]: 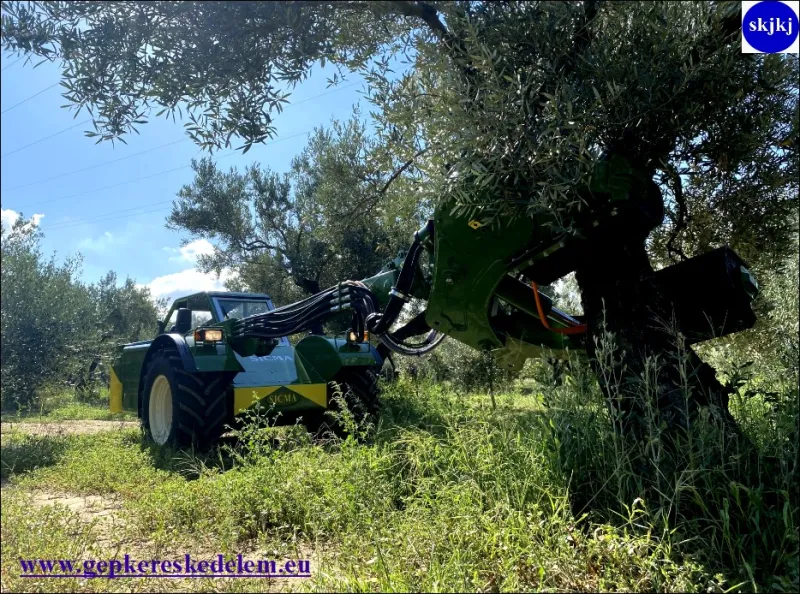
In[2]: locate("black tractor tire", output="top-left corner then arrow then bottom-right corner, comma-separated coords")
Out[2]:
575,237 -> 740,439
308,367 -> 381,438
141,347 -> 234,449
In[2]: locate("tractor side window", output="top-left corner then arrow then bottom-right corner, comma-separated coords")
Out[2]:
242,301 -> 269,318
192,310 -> 213,328
166,310 -> 178,327
217,299 -> 270,320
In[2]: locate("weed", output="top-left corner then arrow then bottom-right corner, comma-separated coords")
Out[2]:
1,357 -> 797,592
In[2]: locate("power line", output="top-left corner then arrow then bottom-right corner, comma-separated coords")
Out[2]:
1,79 -> 362,190
1,55 -> 25,72
10,130 -> 312,210
1,119 -> 92,158
46,205 -> 175,232
45,200 -> 175,231
1,81 -> 59,114
24,162 -> 194,207
2,137 -> 188,191
291,80 -> 360,105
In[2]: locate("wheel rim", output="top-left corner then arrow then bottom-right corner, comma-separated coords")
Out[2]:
149,375 -> 173,445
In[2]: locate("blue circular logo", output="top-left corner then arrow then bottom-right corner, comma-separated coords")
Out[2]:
743,1 -> 799,53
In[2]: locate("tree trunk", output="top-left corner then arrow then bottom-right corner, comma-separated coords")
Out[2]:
574,236 -> 738,438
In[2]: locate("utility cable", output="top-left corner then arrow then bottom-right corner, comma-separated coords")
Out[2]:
1,55 -> 25,72
8,130 -> 311,209
1,119 -> 92,158
1,82 -> 59,114
1,79 -> 361,189
3,137 -> 188,191
45,202 -> 175,231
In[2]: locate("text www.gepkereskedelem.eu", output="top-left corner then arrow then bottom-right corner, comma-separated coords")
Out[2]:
19,554 -> 311,579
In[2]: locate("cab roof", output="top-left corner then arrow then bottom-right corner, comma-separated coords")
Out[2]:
174,291 -> 271,302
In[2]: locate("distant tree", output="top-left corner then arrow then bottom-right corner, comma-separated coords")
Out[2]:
0,219 -> 163,409
75,271 -> 162,395
90,271 -> 162,343
168,115 -> 425,305
0,219 -> 95,409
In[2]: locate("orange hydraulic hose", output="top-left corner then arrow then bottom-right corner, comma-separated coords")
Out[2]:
530,282 -> 588,335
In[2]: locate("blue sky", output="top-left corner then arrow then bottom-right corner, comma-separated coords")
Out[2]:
1,52 -> 370,303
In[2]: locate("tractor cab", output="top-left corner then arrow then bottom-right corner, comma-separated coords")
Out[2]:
158,291 -> 283,342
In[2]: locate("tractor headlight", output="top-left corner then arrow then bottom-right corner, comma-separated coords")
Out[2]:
195,328 -> 224,343
346,330 -> 369,345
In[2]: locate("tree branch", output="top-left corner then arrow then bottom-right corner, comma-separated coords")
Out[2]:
385,1 -> 450,39
343,147 -> 428,219
301,1 -> 451,41
241,238 -> 279,252
378,147 -> 428,195
665,164 -> 689,262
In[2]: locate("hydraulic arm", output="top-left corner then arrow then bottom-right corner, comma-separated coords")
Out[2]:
224,155 -> 759,370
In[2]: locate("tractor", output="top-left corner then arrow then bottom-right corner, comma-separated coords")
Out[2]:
110,154 -> 759,448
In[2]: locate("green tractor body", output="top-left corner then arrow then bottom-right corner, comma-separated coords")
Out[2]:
110,291 -> 381,447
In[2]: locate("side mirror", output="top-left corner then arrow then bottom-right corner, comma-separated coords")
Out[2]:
157,320 -> 166,335
175,308 -> 192,334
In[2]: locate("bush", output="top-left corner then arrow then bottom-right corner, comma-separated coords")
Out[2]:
394,337 -> 516,393
1,224 -> 97,410
1,221 -> 160,411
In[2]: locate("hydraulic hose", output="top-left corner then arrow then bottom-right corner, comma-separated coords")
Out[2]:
231,219 -> 432,345
366,220 -> 433,335
379,328 -> 447,357
231,281 -> 379,340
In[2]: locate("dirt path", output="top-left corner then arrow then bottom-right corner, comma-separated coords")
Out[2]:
0,419 -> 139,436
8,486 -> 317,592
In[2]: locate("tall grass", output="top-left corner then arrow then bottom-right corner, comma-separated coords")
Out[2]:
2,347 -> 797,592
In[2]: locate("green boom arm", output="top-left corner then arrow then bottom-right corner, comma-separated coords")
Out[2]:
226,155 -> 758,372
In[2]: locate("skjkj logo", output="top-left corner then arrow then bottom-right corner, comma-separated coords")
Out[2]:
742,1 -> 799,53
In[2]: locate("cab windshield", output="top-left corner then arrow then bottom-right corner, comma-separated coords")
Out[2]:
215,299 -> 271,321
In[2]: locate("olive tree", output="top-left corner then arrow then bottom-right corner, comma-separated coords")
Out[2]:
4,1 -> 797,428
0,219 -> 162,409
168,114 -> 425,306
1,220 -> 96,409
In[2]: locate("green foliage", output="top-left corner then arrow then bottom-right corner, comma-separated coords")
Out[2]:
0,219 -> 160,410
168,113 -> 424,305
1,391 -> 136,422
3,2 -> 796,266
698,239 -> 799,441
1,221 -> 96,410
0,431 -> 71,480
396,337 -> 517,394
89,271 -> 164,344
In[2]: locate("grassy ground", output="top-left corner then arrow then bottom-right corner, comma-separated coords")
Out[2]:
0,387 -> 136,423
1,377 -> 797,592
1,401 -> 135,423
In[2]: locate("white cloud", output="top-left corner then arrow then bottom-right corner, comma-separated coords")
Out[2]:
164,238 -> 216,263
77,231 -> 116,252
144,267 -> 238,303
143,239 -> 232,305
0,209 -> 17,230
1,209 -> 44,232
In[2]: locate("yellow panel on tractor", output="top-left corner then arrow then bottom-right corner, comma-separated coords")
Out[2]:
287,383 -> 327,407
233,384 -> 327,415
109,368 -> 123,413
